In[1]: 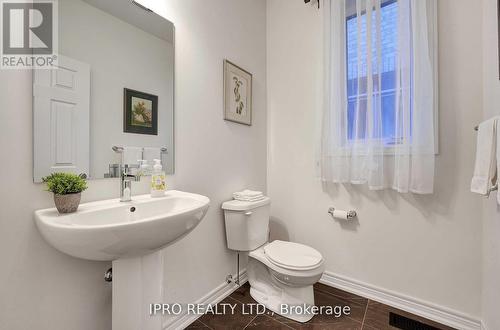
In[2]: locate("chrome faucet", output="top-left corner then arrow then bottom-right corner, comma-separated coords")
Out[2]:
120,165 -> 141,202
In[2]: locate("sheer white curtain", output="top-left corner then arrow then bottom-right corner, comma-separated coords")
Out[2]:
320,0 -> 437,194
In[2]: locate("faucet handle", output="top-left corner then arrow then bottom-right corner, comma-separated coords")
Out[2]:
122,164 -> 141,181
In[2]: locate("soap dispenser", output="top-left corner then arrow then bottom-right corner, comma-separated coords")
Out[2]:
151,159 -> 166,197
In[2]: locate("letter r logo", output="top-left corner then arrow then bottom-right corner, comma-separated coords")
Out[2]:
2,1 -> 54,55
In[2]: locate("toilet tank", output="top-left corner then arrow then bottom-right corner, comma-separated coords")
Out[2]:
222,197 -> 271,251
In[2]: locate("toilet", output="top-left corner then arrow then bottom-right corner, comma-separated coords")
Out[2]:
222,196 -> 325,323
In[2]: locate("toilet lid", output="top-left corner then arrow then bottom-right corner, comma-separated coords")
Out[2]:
264,240 -> 323,271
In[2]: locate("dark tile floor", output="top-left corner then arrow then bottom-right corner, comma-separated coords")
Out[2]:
186,282 -> 456,330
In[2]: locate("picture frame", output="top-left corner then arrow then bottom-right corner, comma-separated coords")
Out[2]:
123,88 -> 158,135
223,60 -> 253,126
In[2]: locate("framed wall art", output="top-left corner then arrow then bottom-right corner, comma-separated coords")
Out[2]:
223,60 -> 252,126
123,88 -> 158,135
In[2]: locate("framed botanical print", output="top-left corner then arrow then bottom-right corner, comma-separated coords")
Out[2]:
224,60 -> 252,126
123,88 -> 158,135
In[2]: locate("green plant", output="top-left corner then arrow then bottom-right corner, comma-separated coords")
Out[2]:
42,173 -> 88,195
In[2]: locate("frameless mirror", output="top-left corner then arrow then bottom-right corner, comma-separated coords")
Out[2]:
33,0 -> 174,182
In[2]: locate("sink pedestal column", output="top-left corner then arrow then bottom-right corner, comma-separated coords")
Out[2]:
112,251 -> 164,330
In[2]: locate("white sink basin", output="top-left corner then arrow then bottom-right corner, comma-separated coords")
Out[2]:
34,190 -> 210,261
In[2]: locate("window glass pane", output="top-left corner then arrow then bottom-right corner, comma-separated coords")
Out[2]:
346,1 -> 399,144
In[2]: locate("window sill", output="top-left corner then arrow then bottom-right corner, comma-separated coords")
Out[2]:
331,145 -> 437,156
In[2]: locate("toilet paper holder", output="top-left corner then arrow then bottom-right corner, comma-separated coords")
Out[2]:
328,207 -> 357,220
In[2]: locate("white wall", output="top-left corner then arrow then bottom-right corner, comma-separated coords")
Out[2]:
267,0 -> 483,319
0,0 -> 267,329
137,1 -> 267,325
481,0 -> 500,329
0,84 -> 113,330
59,0 -> 175,178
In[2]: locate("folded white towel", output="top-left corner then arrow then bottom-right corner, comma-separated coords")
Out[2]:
234,196 -> 266,202
122,147 -> 143,166
233,190 -> 263,199
471,118 -> 498,196
143,147 -> 162,165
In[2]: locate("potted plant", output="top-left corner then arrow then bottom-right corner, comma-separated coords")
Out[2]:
42,173 -> 88,214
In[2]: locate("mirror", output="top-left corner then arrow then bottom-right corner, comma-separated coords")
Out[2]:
33,0 -> 174,182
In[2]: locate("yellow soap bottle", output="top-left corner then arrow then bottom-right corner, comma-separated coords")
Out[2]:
151,159 -> 166,197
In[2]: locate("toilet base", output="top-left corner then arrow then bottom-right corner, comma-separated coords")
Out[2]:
247,257 -> 316,323
249,286 -> 314,323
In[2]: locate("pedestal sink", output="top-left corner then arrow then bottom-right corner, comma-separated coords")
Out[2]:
34,190 -> 210,330
35,190 -> 210,261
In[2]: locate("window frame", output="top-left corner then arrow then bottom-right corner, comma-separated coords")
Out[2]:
342,0 -> 439,156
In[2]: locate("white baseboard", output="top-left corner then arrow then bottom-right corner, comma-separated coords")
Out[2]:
164,270 -> 248,330
320,271 -> 481,330
162,269 -> 481,330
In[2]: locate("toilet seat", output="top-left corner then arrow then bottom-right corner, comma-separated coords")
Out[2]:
264,240 -> 323,271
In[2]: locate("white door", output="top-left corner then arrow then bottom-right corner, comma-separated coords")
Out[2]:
33,55 -> 91,182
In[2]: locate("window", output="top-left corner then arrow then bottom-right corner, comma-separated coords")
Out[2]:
346,0 -> 401,145
319,0 -> 437,193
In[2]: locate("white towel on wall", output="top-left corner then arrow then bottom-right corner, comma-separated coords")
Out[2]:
122,147 -> 143,166
143,147 -> 162,165
497,123 -> 500,205
471,118 -> 498,196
